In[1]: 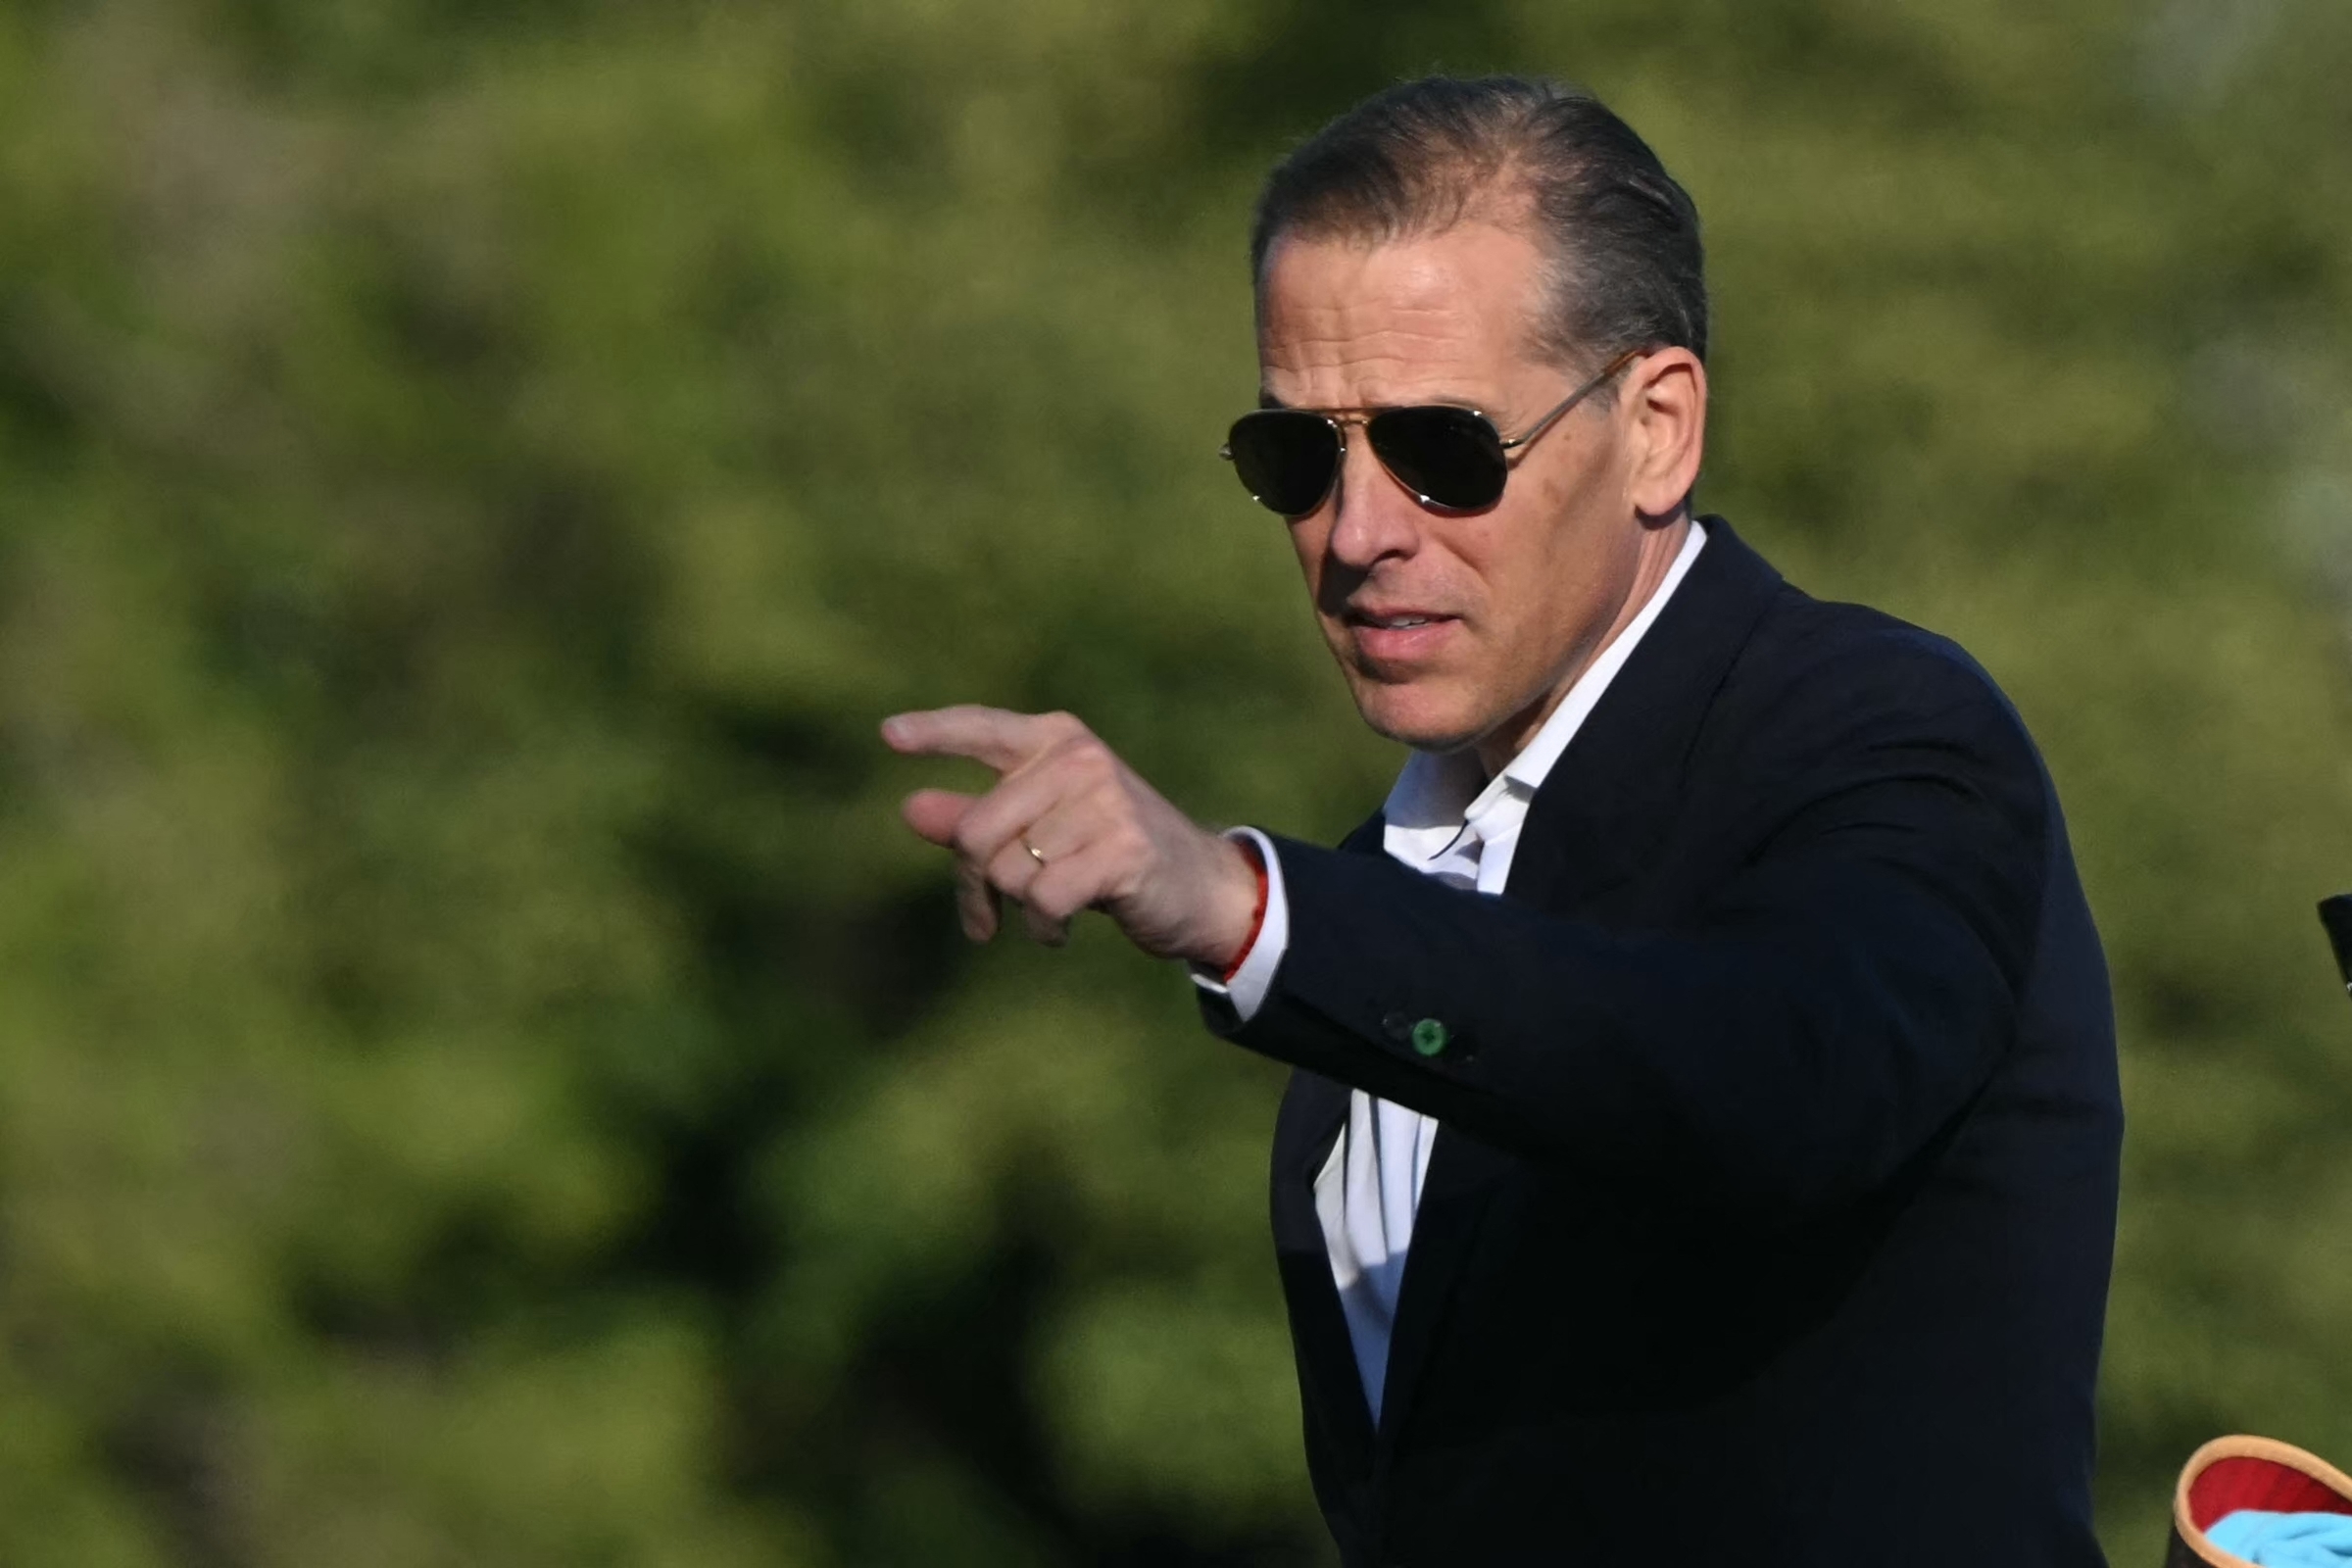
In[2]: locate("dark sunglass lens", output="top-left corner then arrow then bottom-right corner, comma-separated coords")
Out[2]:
1369,406 -> 1507,510
1226,412 -> 1340,515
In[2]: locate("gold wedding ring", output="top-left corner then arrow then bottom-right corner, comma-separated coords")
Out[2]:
1022,838 -> 1048,867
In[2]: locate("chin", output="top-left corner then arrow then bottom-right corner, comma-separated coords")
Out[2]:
1348,680 -> 1489,756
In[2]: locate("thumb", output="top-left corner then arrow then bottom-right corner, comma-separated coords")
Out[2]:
902,788 -> 978,847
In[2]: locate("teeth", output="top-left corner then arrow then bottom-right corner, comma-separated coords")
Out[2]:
1369,615 -> 1430,628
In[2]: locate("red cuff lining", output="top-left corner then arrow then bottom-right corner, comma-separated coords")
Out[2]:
1218,841 -> 1270,984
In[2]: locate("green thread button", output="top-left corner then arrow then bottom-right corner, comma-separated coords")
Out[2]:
1409,1017 -> 1449,1057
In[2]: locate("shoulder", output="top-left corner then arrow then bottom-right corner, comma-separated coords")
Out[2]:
1726,585 -> 2035,757
1695,583 -> 2052,854
1748,585 -> 2001,696
1660,520 -> 2032,763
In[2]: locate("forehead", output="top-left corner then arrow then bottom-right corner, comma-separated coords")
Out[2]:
1254,223 -> 1546,405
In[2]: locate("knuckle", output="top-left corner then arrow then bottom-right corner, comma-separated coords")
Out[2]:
1054,717 -> 1112,762
1107,821 -> 1152,865
1066,736 -> 1116,782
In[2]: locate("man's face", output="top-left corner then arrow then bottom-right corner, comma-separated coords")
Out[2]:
1255,222 -> 1656,765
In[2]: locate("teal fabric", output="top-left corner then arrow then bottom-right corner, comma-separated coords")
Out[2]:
2209,1510 -> 2352,1565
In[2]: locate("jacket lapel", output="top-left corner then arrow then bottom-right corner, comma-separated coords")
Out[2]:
1268,811 -> 1391,1472
1270,1067 -> 1374,1464
1370,1119 -> 1514,1459
1504,517 -> 1785,909
1370,517 -> 1786,1454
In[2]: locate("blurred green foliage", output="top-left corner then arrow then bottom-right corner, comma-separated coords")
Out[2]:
1,1 -> 2349,1563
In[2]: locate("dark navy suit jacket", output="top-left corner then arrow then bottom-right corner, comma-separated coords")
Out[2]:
1201,520 -> 2121,1566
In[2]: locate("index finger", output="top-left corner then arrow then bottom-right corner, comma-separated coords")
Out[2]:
880,706 -> 1071,774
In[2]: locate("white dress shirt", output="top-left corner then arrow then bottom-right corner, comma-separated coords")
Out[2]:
1197,519 -> 1708,1423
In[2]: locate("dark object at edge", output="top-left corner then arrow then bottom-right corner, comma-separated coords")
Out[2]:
2322,895 -> 2352,1002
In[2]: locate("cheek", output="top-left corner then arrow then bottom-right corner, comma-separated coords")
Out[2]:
1467,482 -> 1615,652
1439,517 -> 1524,622
1287,516 -> 1333,597
1519,452 -> 1623,581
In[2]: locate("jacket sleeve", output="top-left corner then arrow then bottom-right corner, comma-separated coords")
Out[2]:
1200,636 -> 2054,1225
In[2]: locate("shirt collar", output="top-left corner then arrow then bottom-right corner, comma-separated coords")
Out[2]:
1381,518 -> 1709,860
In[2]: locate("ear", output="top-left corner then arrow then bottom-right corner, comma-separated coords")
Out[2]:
1622,348 -> 1707,520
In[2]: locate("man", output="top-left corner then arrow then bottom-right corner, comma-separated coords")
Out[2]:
886,76 -> 2121,1566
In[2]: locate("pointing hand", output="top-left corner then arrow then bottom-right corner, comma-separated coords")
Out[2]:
882,706 -> 1261,968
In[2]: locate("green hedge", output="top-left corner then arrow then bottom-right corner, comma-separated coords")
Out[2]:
1,3 -> 2348,1563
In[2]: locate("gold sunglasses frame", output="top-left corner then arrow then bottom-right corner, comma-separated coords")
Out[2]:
1219,349 -> 1642,514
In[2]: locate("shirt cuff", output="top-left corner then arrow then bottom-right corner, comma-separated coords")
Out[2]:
1190,826 -> 1289,1024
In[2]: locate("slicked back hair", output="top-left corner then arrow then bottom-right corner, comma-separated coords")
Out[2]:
1250,76 -> 1707,380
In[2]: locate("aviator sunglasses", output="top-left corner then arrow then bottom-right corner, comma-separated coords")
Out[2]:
1221,349 -> 1641,516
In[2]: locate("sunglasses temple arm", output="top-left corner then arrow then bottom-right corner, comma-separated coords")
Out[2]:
1497,349 -> 1642,451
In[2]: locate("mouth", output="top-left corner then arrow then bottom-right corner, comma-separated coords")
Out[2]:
1342,607 -> 1460,667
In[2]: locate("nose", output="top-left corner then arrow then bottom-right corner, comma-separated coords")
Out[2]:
1324,426 -> 1422,570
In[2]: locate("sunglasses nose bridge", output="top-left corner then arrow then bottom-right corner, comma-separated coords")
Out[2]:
1327,411 -> 1366,459
1330,413 -> 1399,516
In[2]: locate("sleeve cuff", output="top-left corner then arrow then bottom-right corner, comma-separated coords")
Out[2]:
1190,826 -> 1289,1024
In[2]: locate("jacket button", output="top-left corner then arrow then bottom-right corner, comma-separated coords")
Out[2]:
1409,1017 -> 1449,1057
